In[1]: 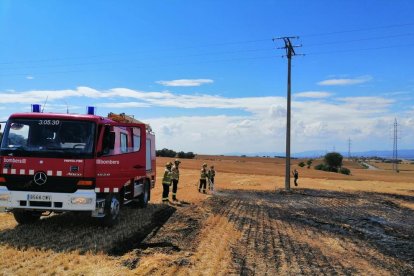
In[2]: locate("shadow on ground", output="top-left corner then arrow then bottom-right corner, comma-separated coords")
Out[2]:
0,203 -> 176,254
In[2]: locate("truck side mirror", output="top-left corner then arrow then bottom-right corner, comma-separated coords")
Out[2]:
109,132 -> 115,150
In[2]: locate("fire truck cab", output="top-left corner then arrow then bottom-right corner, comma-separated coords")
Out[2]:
0,107 -> 156,226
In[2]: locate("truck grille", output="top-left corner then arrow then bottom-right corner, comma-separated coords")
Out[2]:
4,175 -> 81,193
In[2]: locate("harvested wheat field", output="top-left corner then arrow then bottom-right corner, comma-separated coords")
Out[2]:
0,155 -> 413,275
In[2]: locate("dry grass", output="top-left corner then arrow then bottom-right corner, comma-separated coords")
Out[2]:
156,156 -> 414,198
367,160 -> 414,171
0,246 -> 130,276
0,155 -> 413,274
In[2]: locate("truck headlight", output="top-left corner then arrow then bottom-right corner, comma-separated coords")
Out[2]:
71,197 -> 93,205
0,194 -> 10,201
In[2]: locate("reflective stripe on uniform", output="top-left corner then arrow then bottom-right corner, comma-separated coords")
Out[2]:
171,166 -> 180,180
162,169 -> 172,185
200,169 -> 208,179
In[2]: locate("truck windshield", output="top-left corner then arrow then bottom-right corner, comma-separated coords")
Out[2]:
0,118 -> 96,158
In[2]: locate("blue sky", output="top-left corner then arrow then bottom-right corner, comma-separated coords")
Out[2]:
1,1 -> 414,155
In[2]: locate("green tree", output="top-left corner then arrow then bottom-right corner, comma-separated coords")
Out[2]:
324,152 -> 343,171
306,159 -> 313,169
340,167 -> 351,175
298,161 -> 305,167
156,148 -> 176,157
184,152 -> 195,159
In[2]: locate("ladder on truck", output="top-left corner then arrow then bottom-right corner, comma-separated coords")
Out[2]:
107,112 -> 153,132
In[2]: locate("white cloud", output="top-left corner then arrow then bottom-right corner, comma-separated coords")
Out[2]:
317,75 -> 372,86
337,96 -> 395,110
156,79 -> 214,87
98,102 -> 151,108
0,86 -> 409,154
294,91 -> 332,98
269,105 -> 286,118
381,91 -> 411,97
26,76 -> 34,80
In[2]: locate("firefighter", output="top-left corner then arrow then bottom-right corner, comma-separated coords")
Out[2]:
171,159 -> 181,201
292,169 -> 299,186
208,165 -> 216,191
199,163 -> 208,194
162,162 -> 173,203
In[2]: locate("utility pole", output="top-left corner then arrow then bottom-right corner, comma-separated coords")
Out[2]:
274,36 -> 302,191
348,138 -> 351,159
393,118 -> 399,172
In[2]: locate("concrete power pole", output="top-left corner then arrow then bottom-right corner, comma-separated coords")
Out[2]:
274,36 -> 302,191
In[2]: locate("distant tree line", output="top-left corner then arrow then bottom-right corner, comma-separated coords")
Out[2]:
156,148 -> 195,159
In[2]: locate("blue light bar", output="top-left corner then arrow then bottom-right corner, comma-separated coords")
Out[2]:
87,106 -> 96,115
32,104 -> 41,113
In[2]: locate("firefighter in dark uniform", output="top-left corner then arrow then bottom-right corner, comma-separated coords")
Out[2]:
171,159 -> 181,201
292,169 -> 299,186
162,162 -> 173,203
208,165 -> 216,191
199,163 -> 208,194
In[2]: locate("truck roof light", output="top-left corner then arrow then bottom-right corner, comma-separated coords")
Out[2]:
31,104 -> 41,113
87,106 -> 96,115
0,177 -> 5,183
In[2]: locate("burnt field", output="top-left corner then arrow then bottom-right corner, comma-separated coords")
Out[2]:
210,189 -> 414,275
120,188 -> 414,275
0,156 -> 414,275
1,189 -> 413,275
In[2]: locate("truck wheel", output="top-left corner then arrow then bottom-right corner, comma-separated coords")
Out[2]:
138,180 -> 150,208
13,210 -> 42,224
100,193 -> 120,227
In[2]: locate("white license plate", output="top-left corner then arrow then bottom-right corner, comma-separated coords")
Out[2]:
27,194 -> 51,201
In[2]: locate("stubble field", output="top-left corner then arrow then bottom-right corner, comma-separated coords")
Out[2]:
0,155 -> 413,275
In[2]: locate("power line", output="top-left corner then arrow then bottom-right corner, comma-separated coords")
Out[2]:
1,39 -> 413,78
1,22 -> 414,67
305,32 -> 414,47
307,42 -> 414,56
0,24 -> 413,77
0,48 -> 275,71
0,40 -> 272,66
300,22 -> 414,37
0,55 -> 275,77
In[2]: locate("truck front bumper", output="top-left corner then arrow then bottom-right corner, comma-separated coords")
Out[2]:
0,186 -> 96,212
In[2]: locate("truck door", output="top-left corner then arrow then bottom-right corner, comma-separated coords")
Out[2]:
95,124 -> 146,193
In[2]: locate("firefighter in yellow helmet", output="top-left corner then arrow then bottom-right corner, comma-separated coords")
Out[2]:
199,163 -> 208,194
162,162 -> 173,203
171,159 -> 181,201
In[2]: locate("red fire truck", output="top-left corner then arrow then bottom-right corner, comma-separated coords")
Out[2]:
0,106 -> 156,226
